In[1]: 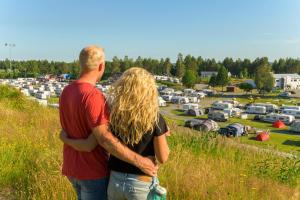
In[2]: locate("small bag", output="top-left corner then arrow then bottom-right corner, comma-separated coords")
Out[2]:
148,177 -> 167,200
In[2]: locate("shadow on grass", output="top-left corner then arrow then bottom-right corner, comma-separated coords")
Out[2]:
272,129 -> 300,136
282,140 -> 300,148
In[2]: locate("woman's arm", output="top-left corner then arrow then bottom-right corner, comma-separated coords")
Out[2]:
59,130 -> 98,152
154,130 -> 170,164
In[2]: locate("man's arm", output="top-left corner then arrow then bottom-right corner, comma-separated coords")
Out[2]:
93,124 -> 158,176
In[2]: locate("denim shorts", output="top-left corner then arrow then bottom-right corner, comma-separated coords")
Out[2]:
107,171 -> 154,200
68,176 -> 109,200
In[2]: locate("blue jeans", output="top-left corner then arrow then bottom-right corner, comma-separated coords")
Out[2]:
107,171 -> 154,200
68,176 -> 109,200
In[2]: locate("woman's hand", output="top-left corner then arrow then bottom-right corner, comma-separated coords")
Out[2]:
59,130 -> 69,143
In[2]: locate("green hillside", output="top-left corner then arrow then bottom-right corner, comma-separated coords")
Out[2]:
0,85 -> 299,200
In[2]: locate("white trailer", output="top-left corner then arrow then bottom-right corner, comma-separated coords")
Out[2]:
212,101 -> 233,110
246,105 -> 267,114
261,113 -> 295,125
252,103 -> 278,113
281,109 -> 300,118
182,103 -> 199,111
280,105 -> 300,111
158,97 -> 167,107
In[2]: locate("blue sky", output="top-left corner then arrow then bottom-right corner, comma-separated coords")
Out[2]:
0,0 -> 300,62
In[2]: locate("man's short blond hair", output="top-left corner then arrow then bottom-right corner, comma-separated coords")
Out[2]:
79,45 -> 105,71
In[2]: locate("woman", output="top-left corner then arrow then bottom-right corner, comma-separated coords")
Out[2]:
60,67 -> 170,200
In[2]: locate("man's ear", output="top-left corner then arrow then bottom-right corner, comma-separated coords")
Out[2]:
98,62 -> 104,72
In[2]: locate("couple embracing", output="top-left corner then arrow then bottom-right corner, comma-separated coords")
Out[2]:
59,45 -> 170,200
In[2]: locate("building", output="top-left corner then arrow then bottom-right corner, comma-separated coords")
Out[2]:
200,71 -> 231,78
273,73 -> 300,89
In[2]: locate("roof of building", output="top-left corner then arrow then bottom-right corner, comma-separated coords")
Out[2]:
273,73 -> 300,79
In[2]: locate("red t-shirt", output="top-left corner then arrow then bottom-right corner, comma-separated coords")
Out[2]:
59,81 -> 110,180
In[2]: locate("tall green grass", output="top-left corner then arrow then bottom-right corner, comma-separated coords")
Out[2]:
0,85 -> 299,199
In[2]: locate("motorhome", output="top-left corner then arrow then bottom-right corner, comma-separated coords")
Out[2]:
182,103 -> 199,111
281,109 -> 300,118
246,105 -> 267,114
261,113 -> 295,125
208,111 -> 229,122
252,103 -> 278,113
212,101 -> 233,110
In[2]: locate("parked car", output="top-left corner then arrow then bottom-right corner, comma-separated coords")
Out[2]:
279,92 -> 291,98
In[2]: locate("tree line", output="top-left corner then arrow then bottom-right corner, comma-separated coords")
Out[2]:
0,54 -> 299,81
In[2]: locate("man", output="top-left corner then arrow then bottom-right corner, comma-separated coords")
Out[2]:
59,45 -> 158,199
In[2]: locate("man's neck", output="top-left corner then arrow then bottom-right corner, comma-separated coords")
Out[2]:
78,72 -> 99,86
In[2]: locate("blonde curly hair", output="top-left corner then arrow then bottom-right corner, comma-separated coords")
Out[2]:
107,67 -> 159,145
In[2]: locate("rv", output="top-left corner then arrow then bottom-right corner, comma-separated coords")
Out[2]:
246,105 -> 267,114
261,113 -> 295,125
281,109 -> 300,118
252,103 -> 278,113
223,108 -> 242,117
212,101 -> 233,110
182,103 -> 199,111
208,111 -> 229,122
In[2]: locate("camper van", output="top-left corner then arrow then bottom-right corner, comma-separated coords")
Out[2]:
261,113 -> 295,125
280,105 -> 300,111
223,108 -> 242,117
212,101 -> 233,110
252,103 -> 278,113
246,105 -> 267,114
182,103 -> 199,111
208,111 -> 229,122
281,109 -> 300,118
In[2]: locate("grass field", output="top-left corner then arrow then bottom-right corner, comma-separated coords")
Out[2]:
0,85 -> 299,200
170,109 -> 300,155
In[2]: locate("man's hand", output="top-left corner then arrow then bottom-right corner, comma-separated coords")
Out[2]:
136,156 -> 159,177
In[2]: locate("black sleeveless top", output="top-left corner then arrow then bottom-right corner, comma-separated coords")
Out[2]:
108,114 -> 168,175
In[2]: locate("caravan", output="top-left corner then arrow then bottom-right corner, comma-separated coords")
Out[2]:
261,113 -> 295,125
252,103 -> 278,113
246,105 -> 267,114
280,105 -> 300,111
208,111 -> 229,122
281,109 -> 300,118
182,103 -> 199,111
212,101 -> 233,110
